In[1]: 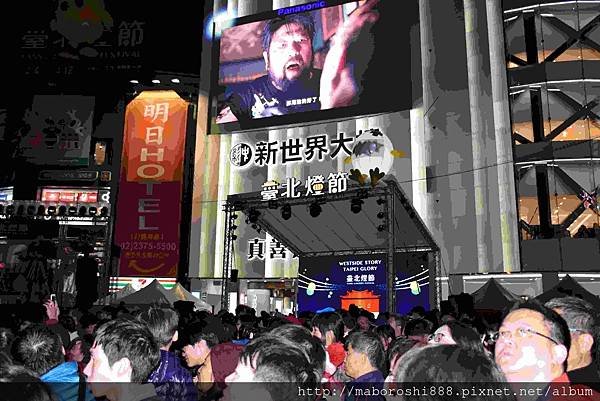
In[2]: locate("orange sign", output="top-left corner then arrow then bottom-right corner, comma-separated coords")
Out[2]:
340,290 -> 381,314
122,91 -> 188,182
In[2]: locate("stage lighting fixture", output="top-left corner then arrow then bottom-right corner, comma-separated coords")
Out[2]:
100,207 -> 109,216
350,198 -> 363,214
377,224 -> 386,232
232,234 -> 238,240
88,206 -> 97,216
231,224 -> 238,230
281,204 -> 291,220
47,205 -> 56,215
309,202 -> 321,218
248,208 -> 260,223
58,206 -> 67,216
232,213 -> 238,219
376,198 -> 386,205
17,205 -> 25,216
78,206 -> 87,216
37,205 -> 45,216
27,205 -> 36,215
68,206 -> 78,216
377,212 -> 385,219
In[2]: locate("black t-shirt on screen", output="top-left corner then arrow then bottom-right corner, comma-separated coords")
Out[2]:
228,69 -> 321,121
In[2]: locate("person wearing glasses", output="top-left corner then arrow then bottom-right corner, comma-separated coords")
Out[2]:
545,297 -> 600,391
494,300 -> 596,401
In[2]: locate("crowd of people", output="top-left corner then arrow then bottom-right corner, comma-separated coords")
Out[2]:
0,293 -> 599,401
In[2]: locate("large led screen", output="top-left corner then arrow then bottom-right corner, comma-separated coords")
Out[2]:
210,0 -> 415,132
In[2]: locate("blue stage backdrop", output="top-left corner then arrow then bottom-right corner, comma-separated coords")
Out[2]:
298,255 -> 387,316
394,253 -> 430,315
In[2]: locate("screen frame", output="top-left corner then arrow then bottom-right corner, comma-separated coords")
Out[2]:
207,0 -> 413,134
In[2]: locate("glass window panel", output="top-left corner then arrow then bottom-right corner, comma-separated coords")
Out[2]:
94,141 -> 106,166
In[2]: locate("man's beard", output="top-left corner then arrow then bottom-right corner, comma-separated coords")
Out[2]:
269,67 -> 311,91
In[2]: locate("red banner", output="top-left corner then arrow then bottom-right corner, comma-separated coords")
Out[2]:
122,91 -> 188,182
115,91 -> 188,277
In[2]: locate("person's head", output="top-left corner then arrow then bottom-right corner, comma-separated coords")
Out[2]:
428,321 -> 483,352
0,364 -> 57,401
137,307 -> 179,350
386,337 -> 421,379
66,337 -> 90,363
356,315 -> 373,332
311,311 -> 344,346
545,296 -> 598,371
180,320 -> 220,367
197,343 -> 244,394
270,324 -> 326,381
11,324 -> 64,376
375,324 -> 396,350
404,318 -> 432,344
494,300 -> 570,383
226,335 -> 316,383
395,346 -> 513,401
387,313 -> 405,337
342,315 -> 356,336
79,313 -> 98,336
344,331 -> 385,379
261,14 -> 315,91
83,317 -> 160,397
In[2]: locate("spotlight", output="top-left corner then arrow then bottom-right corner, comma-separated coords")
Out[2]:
377,211 -> 385,219
6,204 -> 14,215
68,206 -> 77,216
377,224 -> 386,232
248,208 -> 260,224
100,207 -> 109,217
281,204 -> 292,220
309,202 -> 321,218
231,224 -> 238,230
88,206 -> 97,216
58,206 -> 67,216
350,198 -> 363,214
37,205 -> 45,216
232,213 -> 238,219
376,198 -> 387,205
27,205 -> 36,216
78,206 -> 87,216
47,205 -> 56,215
232,234 -> 238,240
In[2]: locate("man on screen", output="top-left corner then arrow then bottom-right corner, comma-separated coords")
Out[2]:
216,0 -> 380,123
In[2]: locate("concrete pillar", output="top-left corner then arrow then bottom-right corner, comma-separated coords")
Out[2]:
417,0 -> 437,234
265,0 -> 290,278
228,0 -> 260,278
486,0 -> 521,272
464,0 -> 491,273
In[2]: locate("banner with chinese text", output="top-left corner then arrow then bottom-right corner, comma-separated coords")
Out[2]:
115,91 -> 188,277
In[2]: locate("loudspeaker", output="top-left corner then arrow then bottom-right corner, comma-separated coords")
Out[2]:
230,269 -> 238,282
